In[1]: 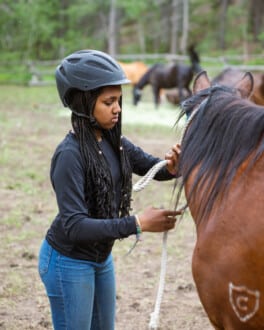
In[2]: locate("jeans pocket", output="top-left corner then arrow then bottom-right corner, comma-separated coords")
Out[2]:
38,239 -> 52,276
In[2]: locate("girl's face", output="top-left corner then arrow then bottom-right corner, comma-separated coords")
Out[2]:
93,85 -> 122,130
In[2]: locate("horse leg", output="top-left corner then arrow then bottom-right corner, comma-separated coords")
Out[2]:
178,85 -> 184,102
152,85 -> 160,108
178,85 -> 191,102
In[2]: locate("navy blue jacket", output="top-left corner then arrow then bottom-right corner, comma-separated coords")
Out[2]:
46,132 -> 175,262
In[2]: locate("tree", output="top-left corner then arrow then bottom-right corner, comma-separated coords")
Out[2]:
108,0 -> 117,56
180,0 -> 189,53
170,0 -> 180,54
219,0 -> 230,50
249,0 -> 264,44
0,0 -> 263,62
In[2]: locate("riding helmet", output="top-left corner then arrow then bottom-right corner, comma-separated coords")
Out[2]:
55,49 -> 130,107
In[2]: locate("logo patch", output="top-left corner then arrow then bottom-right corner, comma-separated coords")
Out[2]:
229,282 -> 260,322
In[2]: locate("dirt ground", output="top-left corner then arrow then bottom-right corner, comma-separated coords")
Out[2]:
0,85 -> 213,329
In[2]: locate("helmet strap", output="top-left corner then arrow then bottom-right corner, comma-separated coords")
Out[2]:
89,114 -> 102,129
71,110 -> 90,120
71,110 -> 102,130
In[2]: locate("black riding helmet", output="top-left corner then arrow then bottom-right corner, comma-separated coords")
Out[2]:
55,49 -> 130,107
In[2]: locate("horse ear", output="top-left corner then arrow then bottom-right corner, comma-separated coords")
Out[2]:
234,72 -> 254,98
193,71 -> 211,94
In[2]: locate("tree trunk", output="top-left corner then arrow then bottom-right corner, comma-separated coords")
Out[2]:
249,0 -> 264,43
137,21 -> 146,53
219,0 -> 229,50
180,0 -> 189,54
170,0 -> 180,54
108,0 -> 116,57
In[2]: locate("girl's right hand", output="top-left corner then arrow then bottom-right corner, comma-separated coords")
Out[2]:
138,206 -> 183,232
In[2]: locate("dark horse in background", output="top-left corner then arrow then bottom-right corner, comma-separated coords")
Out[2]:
132,45 -> 202,108
176,70 -> 264,329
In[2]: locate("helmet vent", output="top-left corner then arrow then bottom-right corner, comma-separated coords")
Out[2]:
67,58 -> 81,64
85,59 -> 113,73
95,54 -> 120,69
59,66 -> 66,76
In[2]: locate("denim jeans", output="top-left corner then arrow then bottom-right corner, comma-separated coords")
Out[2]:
38,239 -> 116,330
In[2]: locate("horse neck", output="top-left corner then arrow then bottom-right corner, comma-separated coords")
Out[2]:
135,73 -> 150,89
135,65 -> 158,89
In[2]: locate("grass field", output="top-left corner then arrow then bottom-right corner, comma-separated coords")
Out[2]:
0,84 -> 212,329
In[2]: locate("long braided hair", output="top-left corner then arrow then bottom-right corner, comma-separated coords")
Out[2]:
66,87 -> 132,219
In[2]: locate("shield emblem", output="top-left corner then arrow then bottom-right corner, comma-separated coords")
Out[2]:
229,282 -> 260,322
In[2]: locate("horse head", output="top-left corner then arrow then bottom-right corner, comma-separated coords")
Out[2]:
182,70 -> 254,118
212,68 -> 264,106
178,70 -> 255,219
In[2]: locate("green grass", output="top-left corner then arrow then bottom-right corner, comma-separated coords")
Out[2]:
0,84 -> 211,329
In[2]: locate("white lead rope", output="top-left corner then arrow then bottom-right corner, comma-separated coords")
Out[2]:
148,231 -> 168,330
132,112 -> 197,328
133,160 -> 168,192
132,159 -> 170,330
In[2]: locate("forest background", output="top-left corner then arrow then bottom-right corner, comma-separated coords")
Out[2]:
0,0 -> 264,85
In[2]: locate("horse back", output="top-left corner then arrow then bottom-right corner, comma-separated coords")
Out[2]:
150,63 -> 193,89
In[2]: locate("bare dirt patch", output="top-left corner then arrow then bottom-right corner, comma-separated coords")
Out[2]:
0,86 -> 212,329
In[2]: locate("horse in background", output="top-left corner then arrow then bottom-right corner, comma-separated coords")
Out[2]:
212,67 -> 264,106
176,70 -> 264,329
133,45 -> 202,108
118,61 -> 149,86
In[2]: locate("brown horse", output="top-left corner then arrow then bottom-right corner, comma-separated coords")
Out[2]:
118,61 -> 149,86
212,67 -> 264,106
175,71 -> 264,329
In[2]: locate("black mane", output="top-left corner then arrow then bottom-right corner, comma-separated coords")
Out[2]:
176,85 -> 264,222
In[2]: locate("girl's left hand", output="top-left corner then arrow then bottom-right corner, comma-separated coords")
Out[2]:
165,143 -> 181,176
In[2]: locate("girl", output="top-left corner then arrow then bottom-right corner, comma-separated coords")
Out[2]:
38,49 -> 181,330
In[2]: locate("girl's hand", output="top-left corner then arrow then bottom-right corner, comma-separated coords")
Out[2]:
138,206 -> 183,232
165,143 -> 181,175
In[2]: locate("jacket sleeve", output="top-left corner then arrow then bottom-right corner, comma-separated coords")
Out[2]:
50,147 -> 137,244
122,136 -> 175,180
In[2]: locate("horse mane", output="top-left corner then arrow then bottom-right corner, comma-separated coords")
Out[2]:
176,85 -> 264,222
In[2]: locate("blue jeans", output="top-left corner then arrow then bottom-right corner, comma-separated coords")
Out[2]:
38,239 -> 116,330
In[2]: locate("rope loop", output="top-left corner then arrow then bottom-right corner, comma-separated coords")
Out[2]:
148,231 -> 168,329
132,159 -> 170,330
133,160 -> 168,192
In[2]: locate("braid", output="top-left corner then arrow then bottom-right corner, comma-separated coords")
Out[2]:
104,125 -> 132,217
120,140 -> 133,216
68,88 -> 132,219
